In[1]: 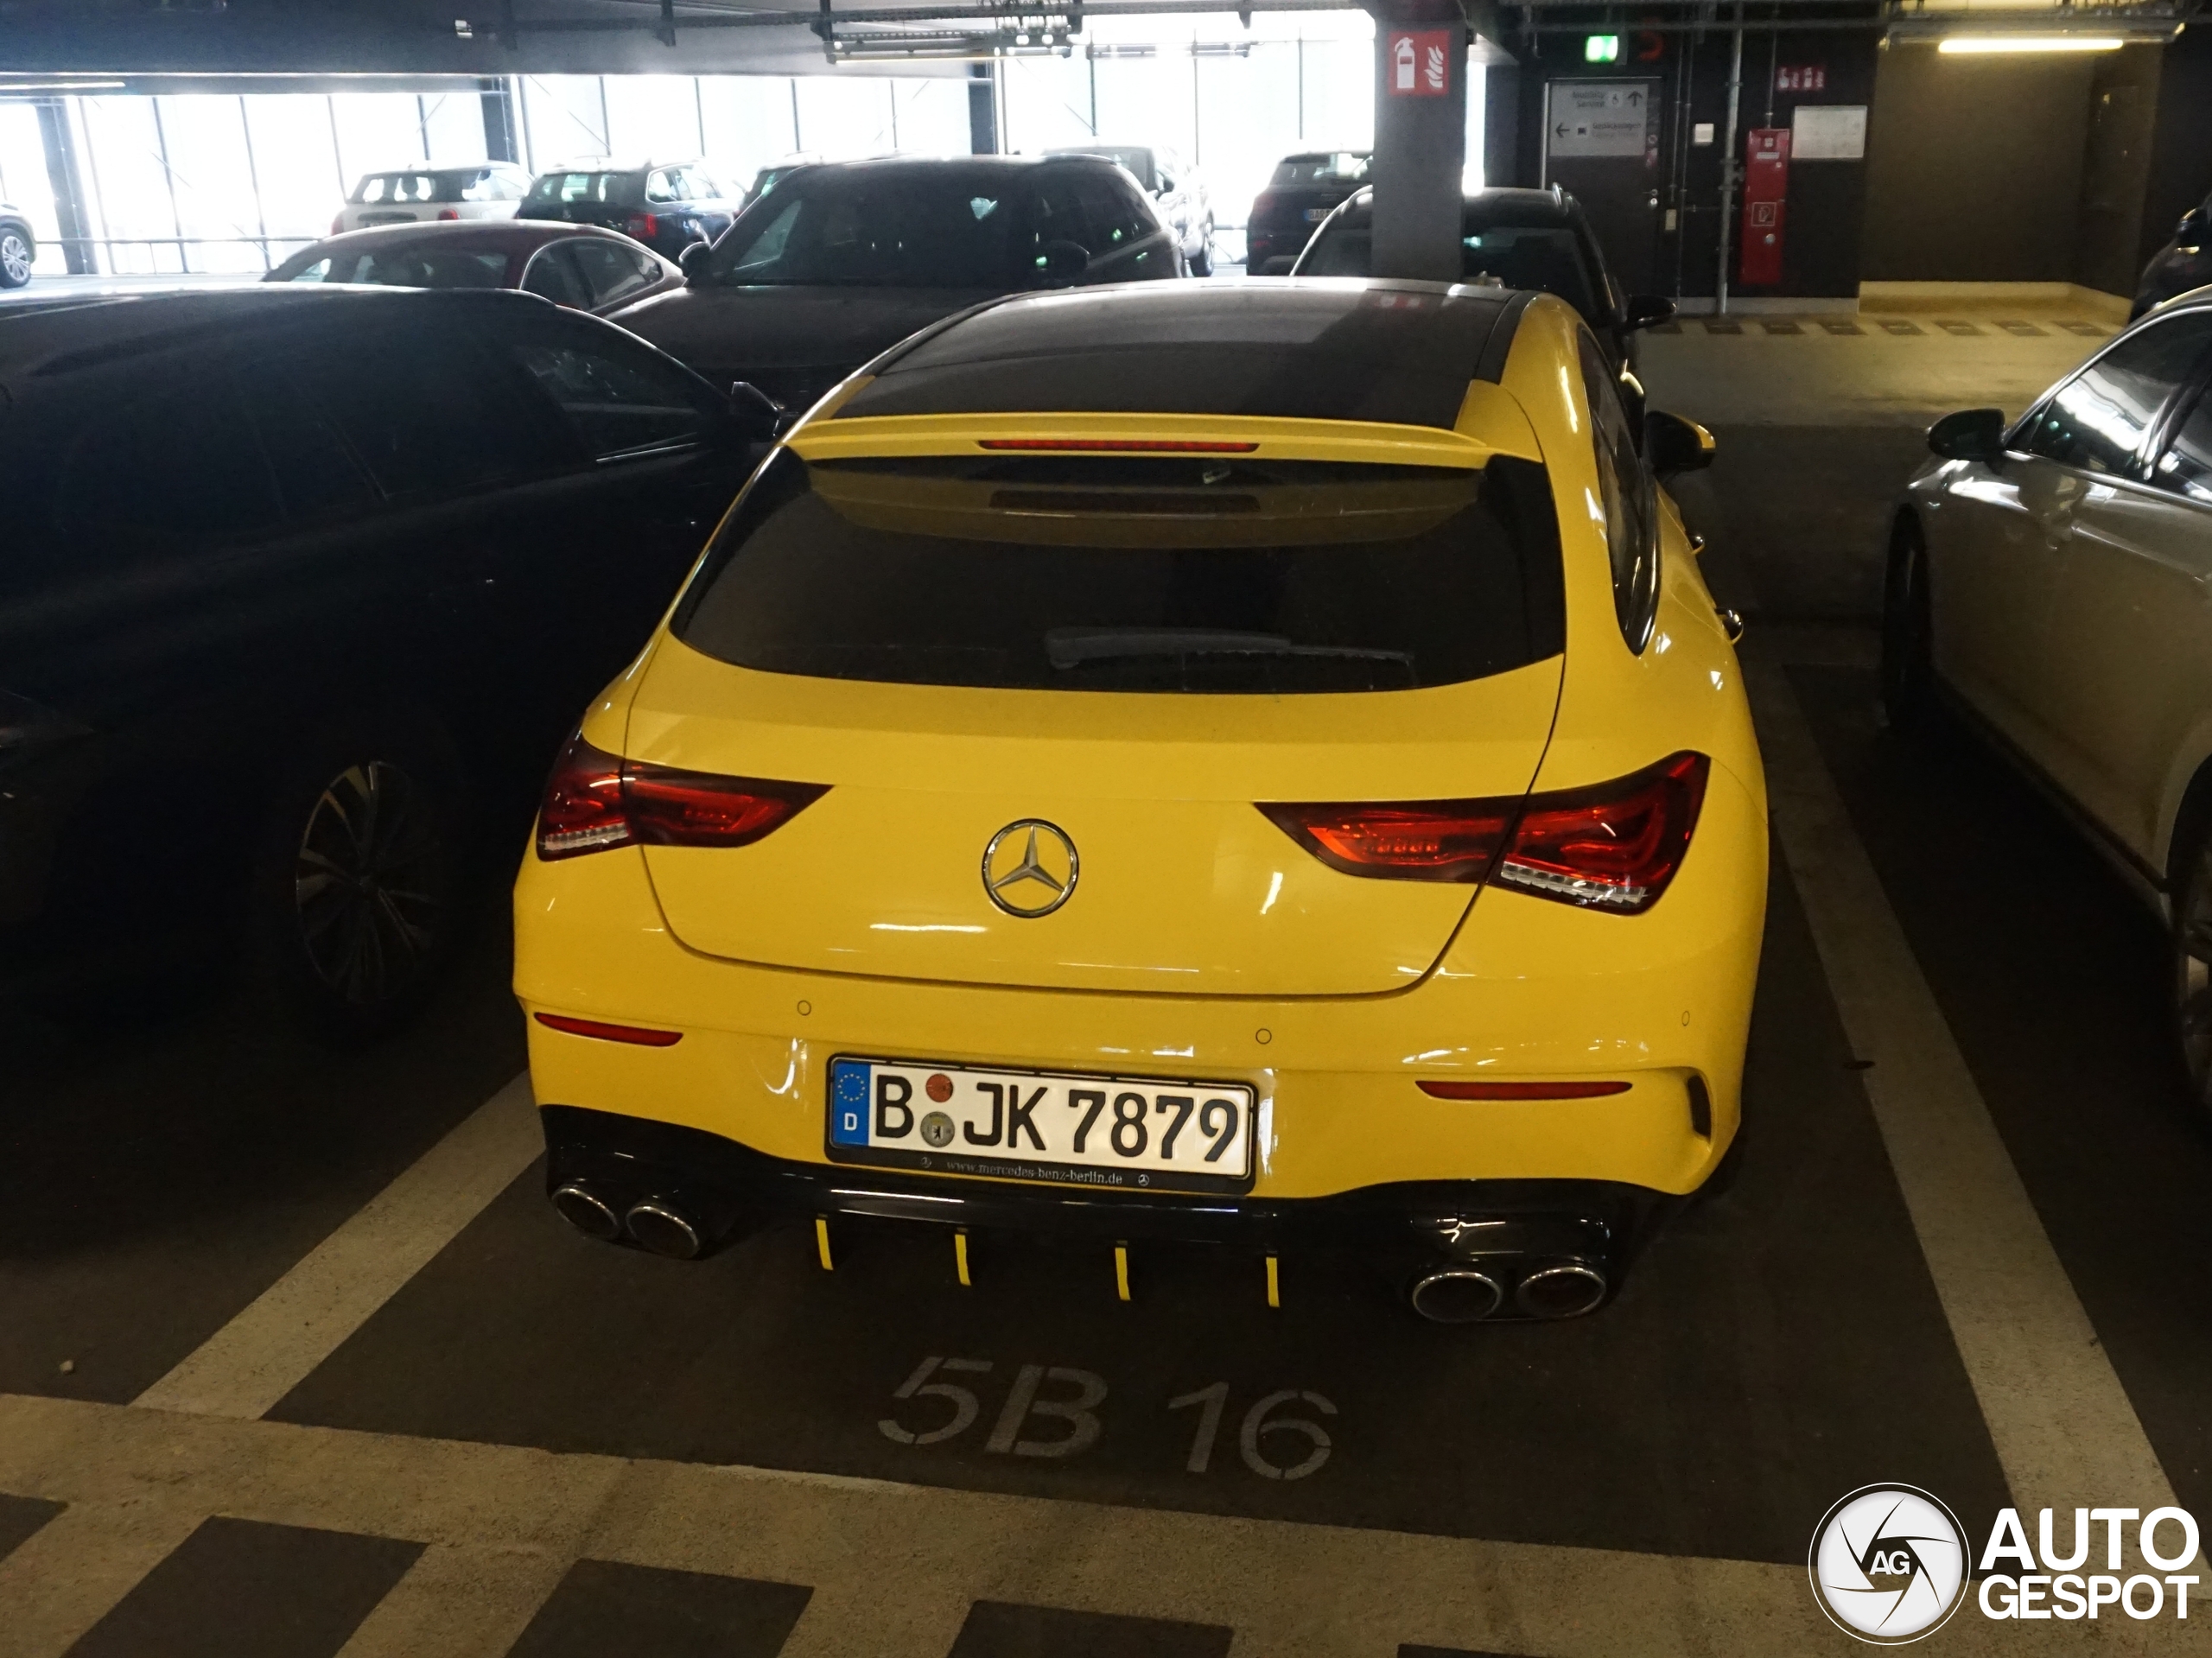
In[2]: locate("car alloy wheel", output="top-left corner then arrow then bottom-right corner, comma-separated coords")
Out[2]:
292,760 -> 448,1009
2174,835 -> 2212,1115
0,230 -> 32,288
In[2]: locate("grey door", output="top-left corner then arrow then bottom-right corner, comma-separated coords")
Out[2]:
1541,79 -> 1661,295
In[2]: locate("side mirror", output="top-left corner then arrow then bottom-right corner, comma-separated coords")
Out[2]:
679,242 -> 715,285
728,380 -> 785,444
1928,407 -> 2008,463
2180,207 -> 2209,246
1645,410 -> 1716,478
1624,294 -> 1676,331
1036,239 -> 1090,287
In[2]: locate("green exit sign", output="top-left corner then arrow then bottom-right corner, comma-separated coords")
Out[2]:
1585,34 -> 1620,61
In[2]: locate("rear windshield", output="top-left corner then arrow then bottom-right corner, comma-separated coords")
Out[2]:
710,172 -> 1017,289
673,451 -> 1563,694
1271,154 -> 1370,188
352,171 -> 481,206
276,246 -> 509,289
1302,222 -> 1600,324
529,171 -> 641,206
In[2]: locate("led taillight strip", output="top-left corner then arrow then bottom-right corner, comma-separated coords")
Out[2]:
534,1013 -> 683,1047
1418,1080 -> 1631,1100
976,439 -> 1260,453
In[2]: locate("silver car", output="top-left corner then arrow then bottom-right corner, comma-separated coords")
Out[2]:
1884,289 -> 2212,1100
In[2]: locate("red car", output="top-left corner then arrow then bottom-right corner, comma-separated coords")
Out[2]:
264,220 -> 682,316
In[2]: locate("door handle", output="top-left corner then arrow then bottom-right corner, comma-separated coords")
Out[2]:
1715,606 -> 1745,643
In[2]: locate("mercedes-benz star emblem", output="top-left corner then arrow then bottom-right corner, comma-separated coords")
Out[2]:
982,820 -> 1079,918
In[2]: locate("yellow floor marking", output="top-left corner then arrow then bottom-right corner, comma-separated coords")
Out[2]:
954,1229 -> 970,1287
1113,1243 -> 1130,1302
814,1217 -> 834,1272
1266,1255 -> 1280,1309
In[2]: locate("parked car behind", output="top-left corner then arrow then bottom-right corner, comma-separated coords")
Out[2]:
1294,185 -> 1676,419
0,204 -> 36,289
518,160 -> 743,263
1884,290 -> 2212,1101
1243,149 -> 1370,274
743,153 -> 821,206
332,164 -> 532,234
0,288 -> 770,1036
609,155 -> 1180,414
1046,143 -> 1215,275
265,220 -> 681,316
2133,191 -> 2212,319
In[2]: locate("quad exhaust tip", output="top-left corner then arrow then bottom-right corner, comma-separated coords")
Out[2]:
624,1198 -> 703,1261
1514,1261 -> 1608,1320
1408,1267 -> 1504,1324
551,1182 -> 621,1242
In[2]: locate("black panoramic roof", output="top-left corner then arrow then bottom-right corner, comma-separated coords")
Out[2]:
836,279 -> 1525,430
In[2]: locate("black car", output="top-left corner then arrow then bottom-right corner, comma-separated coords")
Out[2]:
1294,186 -> 1675,418
2133,191 -> 2212,319
1243,150 -> 1370,275
608,155 -> 1181,414
0,288 -> 769,1034
518,160 -> 744,263
0,205 -> 35,289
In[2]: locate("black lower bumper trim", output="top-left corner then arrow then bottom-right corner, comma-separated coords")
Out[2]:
539,1104 -> 1673,1280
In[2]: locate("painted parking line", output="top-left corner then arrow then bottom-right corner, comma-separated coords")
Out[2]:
2,1393 -> 2196,1657
1745,653 -> 2195,1543
133,1074 -> 541,1420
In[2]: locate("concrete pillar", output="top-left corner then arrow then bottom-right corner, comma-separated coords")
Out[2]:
1367,2 -> 1468,282
35,99 -> 93,275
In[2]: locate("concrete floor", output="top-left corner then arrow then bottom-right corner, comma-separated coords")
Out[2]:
5,302 -> 2211,1656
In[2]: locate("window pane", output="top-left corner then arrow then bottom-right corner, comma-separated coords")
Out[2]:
2023,317 -> 2212,476
2152,392 -> 2212,505
674,452 -> 1564,694
567,238 -> 654,307
521,246 -> 589,308
290,343 -> 556,497
58,380 -> 283,545
234,368 -> 378,521
713,174 -> 1014,288
512,335 -> 714,459
351,246 -> 510,289
1580,328 -> 1657,651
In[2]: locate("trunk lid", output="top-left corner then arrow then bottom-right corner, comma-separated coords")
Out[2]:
628,640 -> 1561,997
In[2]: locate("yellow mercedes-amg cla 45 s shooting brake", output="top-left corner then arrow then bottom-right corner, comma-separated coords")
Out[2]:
514,279 -> 1765,1322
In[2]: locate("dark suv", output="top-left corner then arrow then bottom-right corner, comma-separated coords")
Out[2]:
0,289 -> 766,1035
518,160 -> 744,262
608,155 -> 1180,414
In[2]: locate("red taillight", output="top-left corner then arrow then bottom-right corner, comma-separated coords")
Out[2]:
625,213 -> 658,240
534,1013 -> 683,1047
534,732 -> 828,861
1418,1079 -> 1632,1100
977,439 -> 1260,453
436,207 -> 461,221
1260,752 -> 1710,915
1260,799 -> 1515,884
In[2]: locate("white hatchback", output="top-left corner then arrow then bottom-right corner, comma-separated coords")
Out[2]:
332,164 -> 532,234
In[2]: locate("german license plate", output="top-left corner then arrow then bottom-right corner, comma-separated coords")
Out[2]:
826,1056 -> 1255,1194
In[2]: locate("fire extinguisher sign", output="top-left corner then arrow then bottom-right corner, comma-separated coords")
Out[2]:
1388,29 -> 1452,98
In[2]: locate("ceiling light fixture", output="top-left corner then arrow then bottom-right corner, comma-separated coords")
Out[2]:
1937,34 -> 2126,53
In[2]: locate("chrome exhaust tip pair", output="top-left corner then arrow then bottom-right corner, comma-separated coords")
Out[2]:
550,1182 -> 702,1261
1408,1259 -> 1608,1323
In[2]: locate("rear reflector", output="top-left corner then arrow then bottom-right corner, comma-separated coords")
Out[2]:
536,731 -> 827,861
534,1013 -> 683,1047
1261,752 -> 1710,915
977,439 -> 1260,454
1418,1079 -> 1632,1100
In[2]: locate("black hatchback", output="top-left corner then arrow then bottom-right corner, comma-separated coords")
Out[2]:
518,160 -> 744,262
0,289 -> 766,1035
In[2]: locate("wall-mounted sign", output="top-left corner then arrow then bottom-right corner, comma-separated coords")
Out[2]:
1387,29 -> 1452,98
1546,79 -> 1656,158
1776,64 -> 1827,92
1791,104 -> 1867,161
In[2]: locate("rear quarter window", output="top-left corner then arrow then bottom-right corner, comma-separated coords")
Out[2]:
673,451 -> 1563,694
